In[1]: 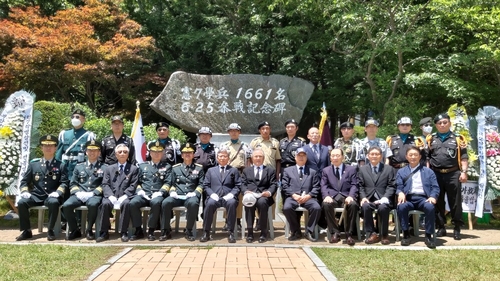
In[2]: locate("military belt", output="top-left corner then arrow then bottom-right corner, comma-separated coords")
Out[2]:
62,155 -> 78,161
431,166 -> 459,174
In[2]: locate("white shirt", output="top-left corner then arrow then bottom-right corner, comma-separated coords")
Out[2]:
409,166 -> 425,195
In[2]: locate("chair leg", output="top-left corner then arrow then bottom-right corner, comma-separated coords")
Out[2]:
38,209 -> 44,233
81,209 -> 88,234
211,211 -> 217,236
175,210 -> 181,233
268,207 -> 274,240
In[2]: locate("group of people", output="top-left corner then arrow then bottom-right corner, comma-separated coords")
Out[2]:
15,109 -> 468,248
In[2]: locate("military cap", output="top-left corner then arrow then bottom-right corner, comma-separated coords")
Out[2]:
296,147 -> 307,155
258,121 -> 270,130
181,142 -> 195,153
198,126 -> 212,135
111,115 -> 123,123
85,140 -> 101,150
148,141 -> 166,152
419,117 -> 432,126
227,123 -> 241,131
365,118 -> 379,127
72,109 -> 85,117
340,121 -> 354,129
434,113 -> 450,123
156,122 -> 170,130
40,134 -> 58,145
397,117 -> 412,125
284,119 -> 298,126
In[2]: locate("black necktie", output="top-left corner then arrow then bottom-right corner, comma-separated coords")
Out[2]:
45,160 -> 50,167
89,163 -> 94,170
119,164 -> 124,174
335,167 -> 340,180
299,166 -> 304,180
220,166 -> 225,179
255,167 -> 261,180
373,166 -> 378,174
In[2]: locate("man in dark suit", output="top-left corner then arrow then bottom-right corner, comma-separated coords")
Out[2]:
303,127 -> 331,171
17,135 -> 68,241
321,148 -> 359,245
358,146 -> 396,245
96,144 -> 139,242
397,146 -> 440,248
200,148 -> 241,243
241,148 -> 277,243
282,147 -> 321,242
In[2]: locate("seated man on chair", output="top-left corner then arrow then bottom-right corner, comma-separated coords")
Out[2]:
161,143 -> 205,241
358,146 -> 396,245
241,149 -> 277,243
282,147 -> 321,242
62,140 -> 107,240
200,148 -> 241,243
321,148 -> 359,246
17,135 -> 68,241
129,141 -> 172,241
396,146 -> 439,248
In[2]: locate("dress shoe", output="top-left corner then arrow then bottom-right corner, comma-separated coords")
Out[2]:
365,233 -> 380,244
228,232 -> 236,243
86,230 -> 95,240
200,231 -> 210,242
66,229 -> 82,240
380,235 -> 390,245
147,228 -> 155,241
329,233 -> 341,244
185,230 -> 195,241
246,235 -> 254,243
96,232 -> 109,242
16,230 -> 33,241
258,235 -> 267,243
425,237 -> 436,249
401,237 -> 411,246
159,230 -> 172,241
121,232 -> 129,242
453,228 -> 461,240
130,229 -> 144,241
345,236 -> 355,246
436,227 -> 447,237
288,231 -> 300,241
47,230 -> 56,241
305,232 -> 317,242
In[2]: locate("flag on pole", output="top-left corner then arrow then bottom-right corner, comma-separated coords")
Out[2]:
131,101 -> 147,163
319,102 -> 333,148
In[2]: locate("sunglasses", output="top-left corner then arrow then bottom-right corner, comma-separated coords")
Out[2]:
116,150 -> 128,154
72,115 -> 81,119
424,124 -> 432,127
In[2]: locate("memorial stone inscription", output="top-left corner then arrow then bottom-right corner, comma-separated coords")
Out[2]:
150,71 -> 314,134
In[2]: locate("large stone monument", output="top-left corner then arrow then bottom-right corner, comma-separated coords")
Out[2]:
150,71 -> 314,135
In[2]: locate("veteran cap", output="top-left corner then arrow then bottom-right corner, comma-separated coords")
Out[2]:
284,119 -> 298,127
397,117 -> 412,125
148,141 -> 166,152
72,109 -> 85,117
340,121 -> 354,129
227,123 -> 241,131
40,134 -> 58,146
85,140 -> 101,150
434,113 -> 450,123
181,142 -> 195,153
365,118 -> 379,127
111,115 -> 123,123
419,117 -> 432,126
198,126 -> 212,136
258,121 -> 270,130
156,122 -> 170,131
242,193 -> 257,207
296,147 -> 307,155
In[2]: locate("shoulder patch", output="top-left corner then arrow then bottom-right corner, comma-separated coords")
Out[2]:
195,163 -> 203,167
173,163 -> 181,167
298,137 -> 306,141
30,158 -> 41,163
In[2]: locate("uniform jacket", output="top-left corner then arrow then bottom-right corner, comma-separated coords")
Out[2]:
69,161 -> 107,196
321,164 -> 358,200
100,134 -> 136,165
194,142 -> 217,173
20,159 -> 68,203
203,165 -> 241,198
169,163 -> 205,197
396,165 -> 440,199
279,136 -> 306,167
281,165 -> 320,198
56,128 -> 95,175
147,138 -> 181,165
303,143 -> 331,172
249,137 -> 281,169
241,165 -> 277,205
357,163 -> 396,205
102,162 -> 139,198
137,161 -> 172,196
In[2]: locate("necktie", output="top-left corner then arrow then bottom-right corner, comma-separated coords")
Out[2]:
220,166 -> 225,179
119,164 -> 124,174
89,163 -> 94,170
255,167 -> 261,180
335,167 -> 340,180
299,166 -> 304,180
313,145 -> 319,159
373,166 -> 378,174
45,160 -> 50,167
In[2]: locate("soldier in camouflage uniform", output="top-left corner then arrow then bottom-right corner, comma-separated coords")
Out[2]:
147,121 -> 181,166
160,143 -> 205,241
17,135 -> 69,241
334,121 -> 363,166
359,118 -> 392,166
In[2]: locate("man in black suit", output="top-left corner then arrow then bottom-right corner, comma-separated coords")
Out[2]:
303,127 -> 331,171
96,144 -> 139,242
241,149 -> 277,243
282,147 -> 321,242
321,148 -> 359,245
358,146 -> 396,245
200,148 -> 241,243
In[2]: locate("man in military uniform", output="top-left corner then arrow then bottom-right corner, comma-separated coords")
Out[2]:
194,127 -> 217,173
359,118 -> 392,166
334,121 -> 363,166
62,140 -> 107,240
427,113 -> 468,240
17,135 -> 69,241
100,116 -> 135,165
160,143 -> 205,241
419,117 -> 433,146
279,119 -> 306,175
129,141 -> 172,241
147,121 -> 181,165
249,121 -> 281,180
386,117 -> 425,169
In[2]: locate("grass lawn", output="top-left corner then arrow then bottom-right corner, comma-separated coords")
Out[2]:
313,248 -> 500,281
0,245 -> 120,281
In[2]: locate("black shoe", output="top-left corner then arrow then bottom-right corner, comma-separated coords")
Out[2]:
185,230 -> 195,241
47,230 -> 56,241
86,230 -> 95,240
121,232 -> 129,242
305,232 -> 317,242
288,231 -> 300,241
130,228 -> 144,241
200,231 -> 210,242
16,230 -> 33,241
401,237 -> 411,246
228,232 -> 236,243
453,228 -> 461,240
159,230 -> 172,241
425,237 -> 436,249
96,232 -> 109,242
258,235 -> 267,243
66,229 -> 82,240
436,227 -> 447,237
246,234 -> 254,243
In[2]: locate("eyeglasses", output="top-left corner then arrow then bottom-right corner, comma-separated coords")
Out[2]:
116,150 -> 128,154
424,124 -> 432,127
71,115 -> 80,119
157,128 -> 168,132
436,121 -> 449,125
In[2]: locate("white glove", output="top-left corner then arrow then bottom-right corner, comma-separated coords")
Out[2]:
137,190 -> 146,197
223,193 -> 234,201
85,192 -> 94,199
253,192 -> 262,199
118,195 -> 127,204
109,196 -> 118,205
114,203 -> 121,209
210,193 -> 220,201
170,191 -> 178,199
186,192 -> 196,198
152,191 -> 162,199
48,192 -> 59,198
75,192 -> 85,201
21,192 -> 31,199
379,197 -> 390,205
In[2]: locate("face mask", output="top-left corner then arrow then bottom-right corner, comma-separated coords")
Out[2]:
72,118 -> 82,127
423,126 -> 432,134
